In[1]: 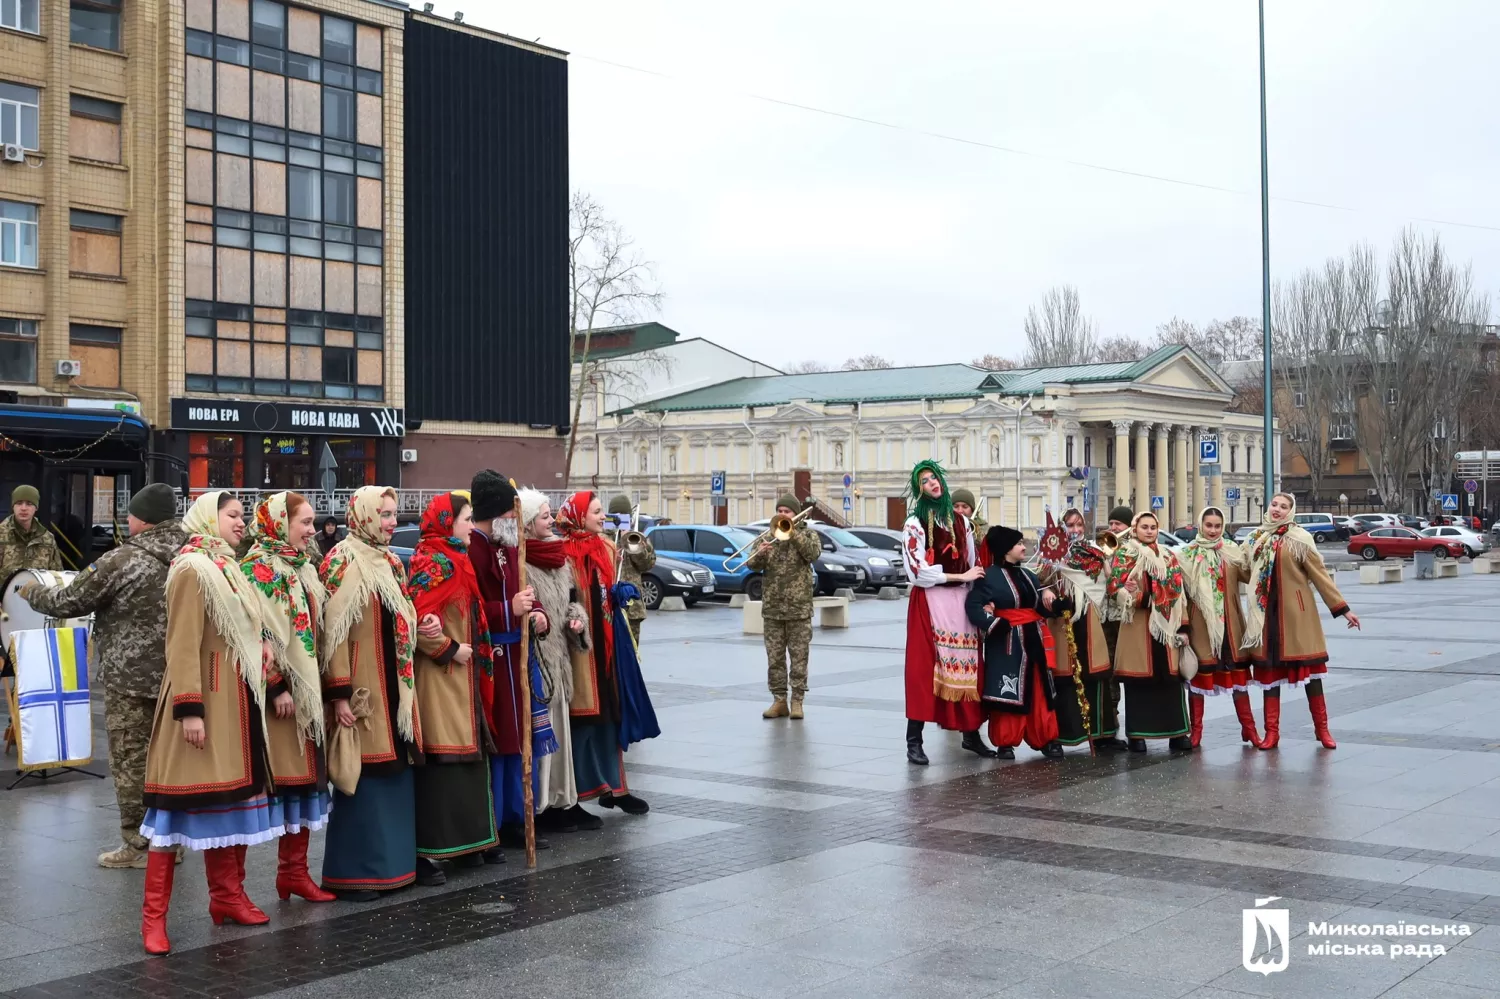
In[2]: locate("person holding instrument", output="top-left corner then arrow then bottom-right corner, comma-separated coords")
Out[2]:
605,495 -> 655,646
747,494 -> 822,721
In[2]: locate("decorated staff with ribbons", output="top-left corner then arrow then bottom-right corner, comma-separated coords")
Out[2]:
319,486 -> 427,900
239,492 -> 334,905
1105,510 -> 1194,754
900,459 -> 994,765
138,491 -> 271,955
1039,508 -> 1121,753
967,525 -> 1065,760
1179,506 -> 1261,749
407,492 -> 500,883
1243,492 -> 1360,750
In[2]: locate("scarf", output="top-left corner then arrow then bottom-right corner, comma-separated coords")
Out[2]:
907,459 -> 960,565
1242,501 -> 1319,651
558,490 -> 617,669
525,536 -> 570,571
408,492 -> 492,676
321,486 -> 418,742
1179,508 -> 1246,657
241,492 -> 328,745
166,491 -> 266,717
1105,518 -> 1186,648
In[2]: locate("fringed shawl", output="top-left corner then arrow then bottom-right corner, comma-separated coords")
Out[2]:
1242,505 -> 1320,651
1105,528 -> 1187,648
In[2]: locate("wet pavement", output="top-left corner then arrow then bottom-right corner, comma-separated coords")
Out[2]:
3,567 -> 1500,998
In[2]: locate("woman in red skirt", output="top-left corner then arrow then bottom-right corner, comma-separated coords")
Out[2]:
1180,506 -> 1261,748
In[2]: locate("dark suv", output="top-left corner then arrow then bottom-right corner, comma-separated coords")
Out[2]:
810,525 -> 905,592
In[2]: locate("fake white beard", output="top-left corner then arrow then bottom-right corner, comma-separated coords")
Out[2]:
489,518 -> 520,548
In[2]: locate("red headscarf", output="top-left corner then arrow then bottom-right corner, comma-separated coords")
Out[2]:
557,490 -> 616,666
407,492 -> 493,672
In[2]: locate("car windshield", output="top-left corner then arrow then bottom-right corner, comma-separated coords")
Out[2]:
822,528 -> 868,547
722,528 -> 761,546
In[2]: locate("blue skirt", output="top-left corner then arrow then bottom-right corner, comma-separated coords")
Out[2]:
322,769 -> 416,893
572,725 -> 626,801
140,790 -> 331,851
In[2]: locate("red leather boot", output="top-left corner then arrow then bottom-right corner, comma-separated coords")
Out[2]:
1257,694 -> 1280,751
205,846 -> 270,926
1188,694 -> 1205,748
277,829 -> 335,902
141,849 -> 175,955
1308,691 -> 1337,749
1232,691 -> 1263,748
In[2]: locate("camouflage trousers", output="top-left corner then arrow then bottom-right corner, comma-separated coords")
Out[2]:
764,617 -> 812,698
628,617 -> 642,647
104,692 -> 155,850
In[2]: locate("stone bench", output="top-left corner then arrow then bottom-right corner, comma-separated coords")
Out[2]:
1431,560 -> 1459,579
813,596 -> 850,629
1360,563 -> 1403,584
1475,558 -> 1500,575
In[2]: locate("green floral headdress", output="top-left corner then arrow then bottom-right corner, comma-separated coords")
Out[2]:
908,459 -> 954,527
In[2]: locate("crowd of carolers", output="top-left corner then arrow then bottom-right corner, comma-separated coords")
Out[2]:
899,460 -> 1361,764
7,473 -> 659,957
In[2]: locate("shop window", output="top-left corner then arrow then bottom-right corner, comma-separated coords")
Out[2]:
0,82 -> 40,151
69,323 -> 121,388
70,0 -> 120,51
189,432 -> 244,489
329,437 -> 373,489
69,210 -> 123,277
1,0 -> 41,33
0,200 -> 38,268
70,94 -> 122,163
0,317 -> 37,383
262,435 -> 312,490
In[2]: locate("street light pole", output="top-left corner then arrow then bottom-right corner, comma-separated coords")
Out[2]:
1258,0 -> 1276,505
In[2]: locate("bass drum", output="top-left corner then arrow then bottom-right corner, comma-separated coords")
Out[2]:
3,569 -> 90,646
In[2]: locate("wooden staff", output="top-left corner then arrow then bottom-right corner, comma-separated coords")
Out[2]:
512,489 -> 536,868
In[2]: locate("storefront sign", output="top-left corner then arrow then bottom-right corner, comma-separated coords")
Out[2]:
171,399 -> 405,438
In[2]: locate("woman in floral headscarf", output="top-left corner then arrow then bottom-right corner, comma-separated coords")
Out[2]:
138,491 -> 271,955
319,486 -> 425,900
1180,506 -> 1261,749
1104,511 -> 1193,754
406,492 -> 499,882
1242,492 -> 1361,750
239,492 -> 333,904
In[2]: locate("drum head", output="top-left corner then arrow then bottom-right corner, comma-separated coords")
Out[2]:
3,569 -> 88,645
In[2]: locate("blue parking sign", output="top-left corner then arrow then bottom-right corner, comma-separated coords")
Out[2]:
1226,487 -> 1241,502
711,470 -> 726,496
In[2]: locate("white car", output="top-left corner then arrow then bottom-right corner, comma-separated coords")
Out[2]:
1420,525 -> 1490,557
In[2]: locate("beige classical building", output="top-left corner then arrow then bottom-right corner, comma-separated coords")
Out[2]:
579,344 -> 1278,531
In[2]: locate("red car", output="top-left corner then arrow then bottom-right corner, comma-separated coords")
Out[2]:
1347,527 -> 1466,560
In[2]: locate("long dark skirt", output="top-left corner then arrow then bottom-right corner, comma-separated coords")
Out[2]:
1121,636 -> 1189,740
414,761 -> 497,859
1054,674 -> 1117,745
573,725 -> 626,801
321,768 -> 416,893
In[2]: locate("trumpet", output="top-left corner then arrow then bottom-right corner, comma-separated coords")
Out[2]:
1095,528 -> 1120,555
723,508 -> 812,572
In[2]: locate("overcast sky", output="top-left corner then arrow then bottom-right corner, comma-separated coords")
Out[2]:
470,1 -> 1499,369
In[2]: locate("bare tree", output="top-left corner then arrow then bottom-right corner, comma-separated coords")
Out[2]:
841,354 -> 893,370
1094,334 -> 1149,363
1023,285 -> 1099,366
1271,268 -> 1347,509
971,353 -> 1020,371
566,192 -> 665,487
1154,315 -> 1261,363
785,360 -> 831,374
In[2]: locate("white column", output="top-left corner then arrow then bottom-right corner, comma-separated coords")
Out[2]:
1153,424 -> 1171,525
1112,419 -> 1132,511
1190,426 -> 1207,518
1134,423 -> 1153,517
1172,426 -> 1190,530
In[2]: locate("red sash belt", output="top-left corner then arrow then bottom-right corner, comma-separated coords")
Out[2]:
996,608 -> 1056,671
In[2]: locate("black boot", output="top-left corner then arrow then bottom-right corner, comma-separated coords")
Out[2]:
415,857 -> 446,886
1093,736 -> 1129,752
906,719 -> 928,765
536,808 -> 579,834
563,804 -> 603,830
1128,738 -> 1147,753
1041,740 -> 1065,759
1168,736 -> 1194,753
995,746 -> 1015,760
960,730 -> 998,758
600,793 -> 650,815
499,823 -> 549,850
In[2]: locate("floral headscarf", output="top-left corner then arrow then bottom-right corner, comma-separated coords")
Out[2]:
1105,512 -> 1186,647
1241,494 -> 1319,651
167,491 -> 266,716
321,486 -> 418,741
241,493 -> 327,744
1180,506 -> 1245,656
408,492 -> 492,676
557,490 -> 617,667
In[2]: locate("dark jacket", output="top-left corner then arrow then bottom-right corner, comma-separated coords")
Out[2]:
966,562 -> 1060,712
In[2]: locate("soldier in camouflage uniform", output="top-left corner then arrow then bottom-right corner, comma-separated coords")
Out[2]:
19,484 -> 186,868
0,484 -> 60,590
747,494 -> 822,720
605,494 -> 655,646
952,488 -> 986,538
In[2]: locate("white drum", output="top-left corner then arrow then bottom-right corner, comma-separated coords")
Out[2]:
3,569 -> 90,646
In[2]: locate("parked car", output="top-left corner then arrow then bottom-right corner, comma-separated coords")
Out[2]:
1233,526 -> 1257,542
1173,525 -> 1198,543
638,554 -> 716,610
1293,512 -> 1344,543
812,551 -> 867,595
1347,526 -> 1466,560
1333,516 -> 1359,534
847,527 -> 904,553
1398,515 -> 1430,532
1350,514 -> 1400,533
809,525 -> 905,591
1155,530 -> 1186,548
389,524 -> 419,569
647,524 -> 768,599
1420,525 -> 1490,557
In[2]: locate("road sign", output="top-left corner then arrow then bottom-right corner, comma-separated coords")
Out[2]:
1465,479 -> 1479,494
1469,493 -> 1476,507
842,494 -> 853,511
1199,434 -> 1219,465
1441,493 -> 1459,511
843,473 -> 853,490
1151,495 -> 1164,510
711,470 -> 726,496
1226,487 -> 1242,502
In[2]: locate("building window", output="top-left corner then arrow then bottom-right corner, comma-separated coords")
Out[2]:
1229,445 -> 1237,473
0,201 -> 38,268
329,437 -> 374,489
1065,435 -> 1075,467
0,82 -> 40,151
70,0 -> 120,51
1,0 -> 41,33
1106,438 -> 1114,468
189,433 -> 244,489
1083,437 -> 1092,467
1330,421 -> 1353,440
1387,388 -> 1398,406
322,345 -> 356,398
1293,391 -> 1306,409
251,0 -> 284,47
988,434 -> 1001,466
69,210 -> 122,276
1433,419 -> 1447,440
70,94 -> 122,163
1246,444 -> 1255,472
69,323 -> 121,388
0,317 -> 37,383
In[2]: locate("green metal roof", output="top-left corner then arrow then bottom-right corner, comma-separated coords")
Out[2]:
574,322 -> 682,361
621,344 -> 1195,414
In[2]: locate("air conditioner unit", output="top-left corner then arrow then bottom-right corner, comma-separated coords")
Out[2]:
400,448 -> 418,463
55,359 -> 83,378
2,144 -> 25,163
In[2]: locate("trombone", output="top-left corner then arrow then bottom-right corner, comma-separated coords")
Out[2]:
614,505 -> 646,576
723,508 -> 812,572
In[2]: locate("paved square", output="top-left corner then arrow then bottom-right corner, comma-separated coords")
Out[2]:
3,569 -> 1500,998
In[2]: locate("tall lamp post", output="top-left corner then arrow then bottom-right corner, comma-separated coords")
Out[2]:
1258,0 -> 1276,505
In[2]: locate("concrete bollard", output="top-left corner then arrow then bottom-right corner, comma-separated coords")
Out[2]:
878,586 -> 903,600
834,587 -> 857,600
742,598 -> 764,635
659,596 -> 688,611
729,593 -> 748,607
1476,559 -> 1498,575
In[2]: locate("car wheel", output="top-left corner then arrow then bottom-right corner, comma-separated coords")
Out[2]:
745,576 -> 764,601
1432,546 -> 1448,558
639,576 -> 663,611
1464,546 -> 1476,558
1361,546 -> 1379,561
1313,531 -> 1327,543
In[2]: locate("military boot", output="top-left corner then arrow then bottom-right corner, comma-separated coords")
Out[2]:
763,698 -> 789,719
788,698 -> 804,720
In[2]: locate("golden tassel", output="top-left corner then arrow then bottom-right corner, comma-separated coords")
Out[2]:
1063,610 -> 1093,756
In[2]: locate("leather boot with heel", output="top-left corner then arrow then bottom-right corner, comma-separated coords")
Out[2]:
276,829 -> 335,902
205,846 -> 269,926
141,849 -> 176,955
1188,694 -> 1205,748
1232,691 -> 1263,748
1308,691 -> 1337,749
1257,695 -> 1281,751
